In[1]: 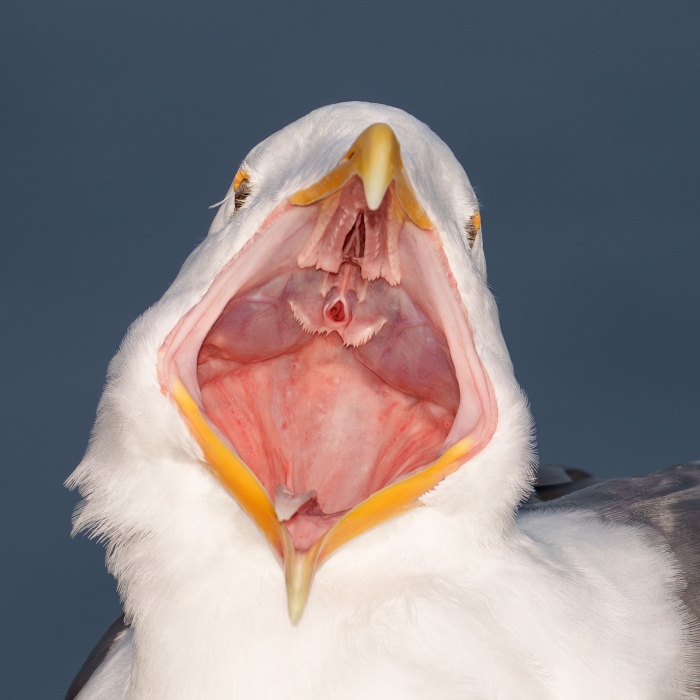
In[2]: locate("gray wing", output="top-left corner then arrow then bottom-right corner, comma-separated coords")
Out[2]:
525,461 -> 700,619
530,463 -> 602,501
66,614 -> 129,700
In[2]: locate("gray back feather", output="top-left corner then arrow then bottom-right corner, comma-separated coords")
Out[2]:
525,462 -> 700,620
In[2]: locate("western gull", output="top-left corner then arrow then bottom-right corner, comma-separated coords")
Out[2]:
66,102 -> 700,699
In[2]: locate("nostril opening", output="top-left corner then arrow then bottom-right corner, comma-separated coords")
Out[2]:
327,300 -> 346,323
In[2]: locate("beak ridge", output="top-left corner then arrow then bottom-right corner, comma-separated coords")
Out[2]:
289,122 -> 432,229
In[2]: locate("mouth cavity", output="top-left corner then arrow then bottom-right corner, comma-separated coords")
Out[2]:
158,171 -> 496,618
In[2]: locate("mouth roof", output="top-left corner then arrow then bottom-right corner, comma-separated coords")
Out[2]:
157,131 -> 497,622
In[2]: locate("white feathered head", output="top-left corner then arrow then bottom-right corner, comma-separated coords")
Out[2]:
68,102 -> 534,623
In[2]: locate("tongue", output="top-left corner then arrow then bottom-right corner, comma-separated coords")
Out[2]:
275,482 -> 347,551
274,485 -> 317,521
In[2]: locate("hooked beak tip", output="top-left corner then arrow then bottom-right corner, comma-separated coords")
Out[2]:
288,121 -> 432,229
355,123 -> 400,211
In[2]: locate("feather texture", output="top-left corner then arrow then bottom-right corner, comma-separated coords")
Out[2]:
67,103 -> 698,699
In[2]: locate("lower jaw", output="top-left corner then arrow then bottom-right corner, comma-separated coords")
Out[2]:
170,374 -> 482,622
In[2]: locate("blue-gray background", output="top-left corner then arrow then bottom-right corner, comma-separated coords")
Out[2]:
1,0 -> 698,696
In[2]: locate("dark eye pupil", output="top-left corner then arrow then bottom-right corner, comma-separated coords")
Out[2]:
465,218 -> 477,245
235,179 -> 251,210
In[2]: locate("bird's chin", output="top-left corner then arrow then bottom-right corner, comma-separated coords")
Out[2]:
157,128 -> 497,621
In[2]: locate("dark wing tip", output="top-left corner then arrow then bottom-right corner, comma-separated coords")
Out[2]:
532,464 -> 602,502
65,614 -> 128,700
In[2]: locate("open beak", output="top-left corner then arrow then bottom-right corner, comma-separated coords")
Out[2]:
172,379 -> 473,623
289,122 -> 432,230
163,122 -> 491,623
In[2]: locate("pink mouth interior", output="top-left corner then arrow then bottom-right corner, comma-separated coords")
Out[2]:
162,178 -> 496,552
197,264 -> 458,549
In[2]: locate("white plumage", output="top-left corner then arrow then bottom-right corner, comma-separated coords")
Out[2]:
67,103 -> 699,699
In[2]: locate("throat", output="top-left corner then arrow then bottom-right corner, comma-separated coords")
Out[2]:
198,333 -> 455,550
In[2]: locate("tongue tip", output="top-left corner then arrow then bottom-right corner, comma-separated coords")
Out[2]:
274,485 -> 318,522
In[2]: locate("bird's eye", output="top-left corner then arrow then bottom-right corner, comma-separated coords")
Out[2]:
465,212 -> 481,246
232,170 -> 252,211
